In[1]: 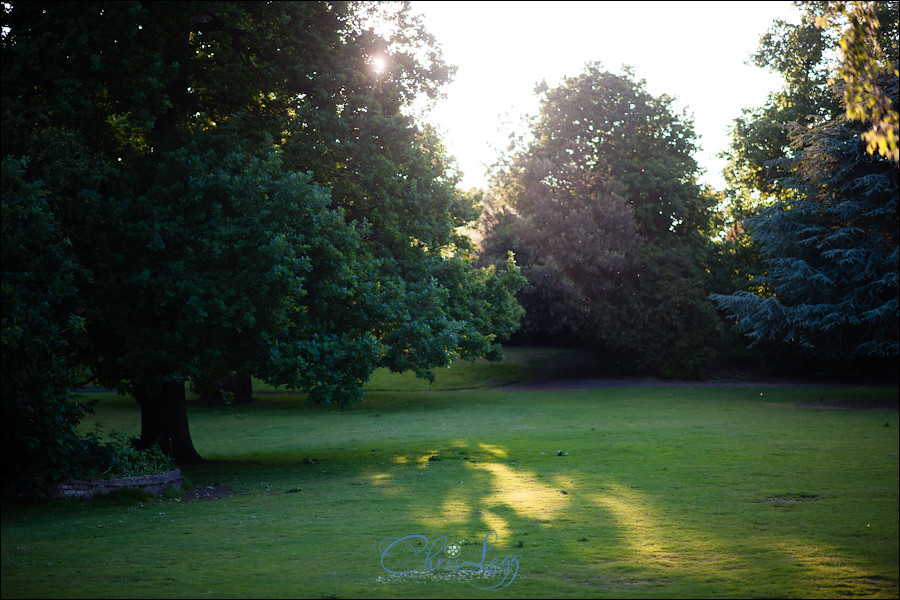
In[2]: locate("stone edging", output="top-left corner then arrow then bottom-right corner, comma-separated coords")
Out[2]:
50,469 -> 183,499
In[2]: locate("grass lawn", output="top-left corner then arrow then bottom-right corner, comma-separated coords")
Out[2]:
2,348 -> 898,598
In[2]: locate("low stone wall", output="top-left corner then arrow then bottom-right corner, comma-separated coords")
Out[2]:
50,469 -> 183,500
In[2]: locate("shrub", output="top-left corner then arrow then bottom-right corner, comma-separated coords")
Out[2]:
70,432 -> 177,480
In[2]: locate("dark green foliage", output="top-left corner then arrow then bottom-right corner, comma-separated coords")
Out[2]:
481,65 -> 719,377
602,245 -> 718,379
724,1 -> 897,203
711,77 -> 899,360
1,157 -> 91,488
2,1 -> 523,465
713,1 -> 899,364
1,158 -> 179,490
87,128 -> 343,395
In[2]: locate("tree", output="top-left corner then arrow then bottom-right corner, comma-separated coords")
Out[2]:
711,78 -> 898,360
817,1 -> 899,163
711,1 -> 898,365
84,130 -> 356,462
711,4 -> 846,310
719,1 -> 897,239
1,157 -> 90,486
482,64 -> 719,378
723,3 -> 842,205
2,1 -> 523,465
481,158 -> 641,345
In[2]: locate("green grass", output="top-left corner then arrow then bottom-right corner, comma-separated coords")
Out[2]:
2,350 -> 898,598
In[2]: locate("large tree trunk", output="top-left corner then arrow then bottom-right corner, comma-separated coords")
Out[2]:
135,380 -> 202,465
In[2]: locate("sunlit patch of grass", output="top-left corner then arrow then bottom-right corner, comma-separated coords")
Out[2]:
589,482 -> 686,568
470,461 -> 569,520
771,538 -> 887,598
368,472 -> 394,486
475,443 -> 508,458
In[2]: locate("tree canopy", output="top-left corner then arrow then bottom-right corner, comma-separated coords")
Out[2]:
712,0 -> 899,365
711,74 -> 898,361
1,156 -> 92,486
481,64 -> 719,378
817,1 -> 899,163
722,1 -> 897,213
1,1 -> 523,470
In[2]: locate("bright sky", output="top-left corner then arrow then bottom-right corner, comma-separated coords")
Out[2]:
411,1 -> 802,191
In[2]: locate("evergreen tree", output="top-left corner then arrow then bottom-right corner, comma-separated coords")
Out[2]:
711,76 -> 899,361
712,1 -> 898,367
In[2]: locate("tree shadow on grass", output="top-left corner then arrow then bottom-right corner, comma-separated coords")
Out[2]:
176,435 -> 898,598
368,445 -> 897,597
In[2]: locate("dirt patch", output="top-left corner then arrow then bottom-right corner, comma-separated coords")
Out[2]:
755,494 -> 819,503
785,399 -> 898,410
181,485 -> 234,501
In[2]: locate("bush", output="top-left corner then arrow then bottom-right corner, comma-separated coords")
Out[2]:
1,157 -> 88,492
70,432 -> 177,480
